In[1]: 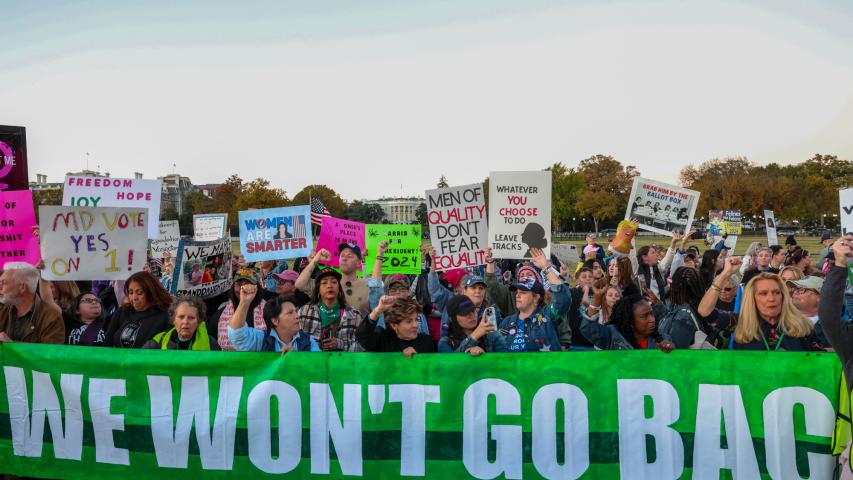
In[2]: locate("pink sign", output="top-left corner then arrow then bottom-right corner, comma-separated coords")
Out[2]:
315,216 -> 366,268
0,190 -> 40,268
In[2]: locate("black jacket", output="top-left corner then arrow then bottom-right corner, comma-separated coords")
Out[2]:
356,316 -> 436,353
105,307 -> 170,349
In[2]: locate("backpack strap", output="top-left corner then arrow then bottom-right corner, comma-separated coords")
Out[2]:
260,329 -> 277,353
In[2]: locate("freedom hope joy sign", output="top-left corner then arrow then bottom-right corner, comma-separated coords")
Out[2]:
62,175 -> 162,239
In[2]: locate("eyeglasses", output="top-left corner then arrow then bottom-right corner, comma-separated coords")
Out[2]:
791,288 -> 818,295
388,286 -> 408,293
81,297 -> 101,304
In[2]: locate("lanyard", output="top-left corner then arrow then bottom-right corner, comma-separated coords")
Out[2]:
760,330 -> 785,352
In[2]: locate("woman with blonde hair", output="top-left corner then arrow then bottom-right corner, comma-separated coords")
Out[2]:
778,266 -> 804,283
698,257 -> 822,351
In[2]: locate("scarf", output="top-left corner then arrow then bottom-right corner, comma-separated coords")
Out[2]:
218,299 -> 266,351
319,302 -> 342,328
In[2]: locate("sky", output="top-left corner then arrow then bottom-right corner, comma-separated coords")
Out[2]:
3,0 -> 853,201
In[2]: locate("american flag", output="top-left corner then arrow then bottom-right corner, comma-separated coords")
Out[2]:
292,215 -> 307,238
310,197 -> 330,225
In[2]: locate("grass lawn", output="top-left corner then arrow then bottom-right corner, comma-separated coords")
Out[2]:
558,235 -> 826,261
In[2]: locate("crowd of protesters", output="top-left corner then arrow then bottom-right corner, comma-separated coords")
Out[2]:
2,223 -> 851,361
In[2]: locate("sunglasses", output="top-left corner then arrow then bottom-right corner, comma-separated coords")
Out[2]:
345,280 -> 353,296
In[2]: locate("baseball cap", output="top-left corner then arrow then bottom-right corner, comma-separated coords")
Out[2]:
384,274 -> 410,290
789,276 -> 824,292
338,242 -> 362,259
274,270 -> 299,283
315,267 -> 342,283
586,233 -> 596,240
510,277 -> 545,295
446,294 -> 476,318
234,268 -> 260,285
464,275 -> 486,288
821,232 -> 832,242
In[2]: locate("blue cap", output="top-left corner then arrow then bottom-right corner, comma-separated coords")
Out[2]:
464,275 -> 486,288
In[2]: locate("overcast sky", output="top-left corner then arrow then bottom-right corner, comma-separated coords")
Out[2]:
3,0 -> 853,201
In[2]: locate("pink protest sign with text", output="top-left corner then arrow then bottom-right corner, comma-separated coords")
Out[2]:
315,216 -> 366,268
0,190 -> 40,268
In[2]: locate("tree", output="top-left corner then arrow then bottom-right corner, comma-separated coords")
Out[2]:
160,206 -> 179,221
575,155 -> 639,232
345,200 -> 386,224
801,154 -> 853,189
415,202 -> 428,236
437,175 -> 449,188
212,175 -> 244,230
31,189 -> 63,222
546,162 -> 585,232
235,178 -> 289,211
181,190 -> 216,233
291,185 -> 347,217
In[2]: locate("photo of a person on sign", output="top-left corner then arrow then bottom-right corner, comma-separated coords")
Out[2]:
521,222 -> 547,258
274,221 -> 293,240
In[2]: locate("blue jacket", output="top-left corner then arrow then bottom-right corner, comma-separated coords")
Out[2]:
438,331 -> 508,353
580,304 -> 671,350
427,271 -> 503,329
498,283 -> 571,352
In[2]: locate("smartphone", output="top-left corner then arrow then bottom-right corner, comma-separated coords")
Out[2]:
322,328 -> 334,341
485,307 -> 497,328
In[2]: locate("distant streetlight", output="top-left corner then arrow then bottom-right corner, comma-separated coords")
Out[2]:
572,217 -> 576,233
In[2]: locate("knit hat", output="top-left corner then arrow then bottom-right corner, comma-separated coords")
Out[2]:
442,269 -> 467,289
785,235 -> 797,246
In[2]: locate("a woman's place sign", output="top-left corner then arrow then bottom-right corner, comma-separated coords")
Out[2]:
426,183 -> 488,271
62,175 -> 163,239
39,206 -> 148,281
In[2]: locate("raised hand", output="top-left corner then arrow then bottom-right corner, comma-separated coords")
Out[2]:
238,283 -> 258,303
530,248 -> 549,270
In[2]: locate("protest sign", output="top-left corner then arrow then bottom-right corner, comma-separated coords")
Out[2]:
426,183 -> 487,271
0,345 -> 840,480
39,206 -> 148,281
764,209 -> 778,246
315,216 -> 366,268
62,175 -> 161,238
626,177 -> 700,235
150,220 -> 180,259
171,237 -> 233,298
841,187 -> 853,236
0,125 -> 28,191
488,171 -> 552,259
708,210 -> 742,235
193,213 -> 228,241
0,190 -> 40,268
239,206 -> 312,262
363,224 -> 422,274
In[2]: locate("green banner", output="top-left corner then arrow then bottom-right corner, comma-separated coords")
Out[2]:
363,224 -> 422,274
0,344 -> 842,479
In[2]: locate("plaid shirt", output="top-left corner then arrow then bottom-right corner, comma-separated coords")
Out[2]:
298,303 -> 364,352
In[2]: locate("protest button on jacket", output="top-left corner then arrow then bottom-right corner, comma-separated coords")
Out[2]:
497,284 -> 570,352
